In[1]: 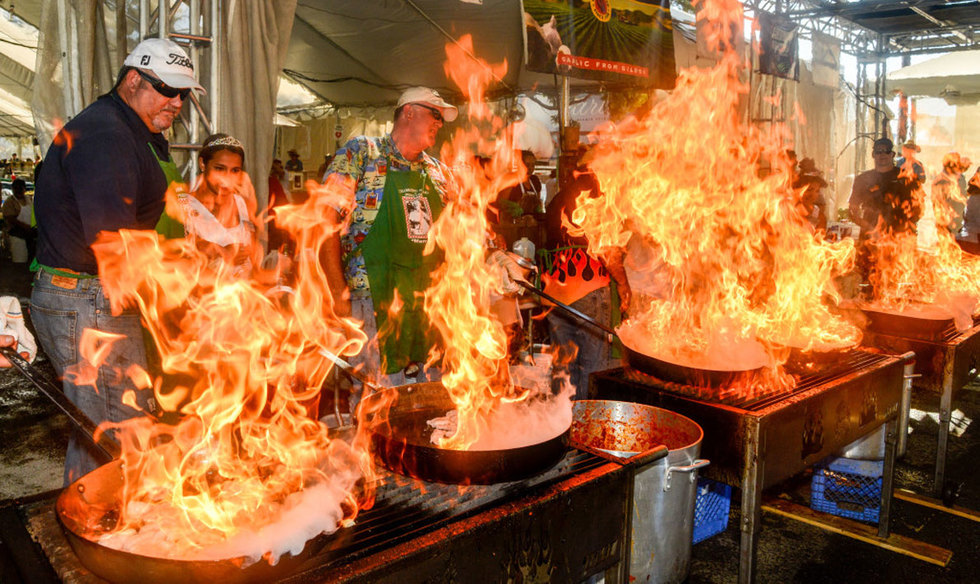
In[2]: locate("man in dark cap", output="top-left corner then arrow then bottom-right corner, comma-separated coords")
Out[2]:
31,37 -> 204,484
848,137 -> 920,236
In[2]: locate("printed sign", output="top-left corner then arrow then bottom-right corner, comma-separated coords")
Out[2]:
522,0 -> 676,88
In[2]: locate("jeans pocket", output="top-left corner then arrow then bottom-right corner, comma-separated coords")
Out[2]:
28,302 -> 78,377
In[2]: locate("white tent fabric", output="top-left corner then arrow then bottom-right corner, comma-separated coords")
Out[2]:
217,1 -> 297,211
33,0 -> 115,151
0,10 -> 38,136
30,1 -> 295,212
886,50 -> 980,103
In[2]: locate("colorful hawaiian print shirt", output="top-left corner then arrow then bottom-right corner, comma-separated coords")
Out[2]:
325,134 -> 454,298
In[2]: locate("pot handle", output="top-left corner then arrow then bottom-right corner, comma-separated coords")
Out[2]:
664,458 -> 710,491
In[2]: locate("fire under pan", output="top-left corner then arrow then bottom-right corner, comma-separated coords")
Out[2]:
5,450 -> 651,584
590,350 -> 909,584
862,317 -> 980,498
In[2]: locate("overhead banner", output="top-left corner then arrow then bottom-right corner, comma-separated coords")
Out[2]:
811,31 -> 841,88
758,12 -> 798,81
522,0 -> 676,88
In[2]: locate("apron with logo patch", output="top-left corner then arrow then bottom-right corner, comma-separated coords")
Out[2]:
359,166 -> 444,374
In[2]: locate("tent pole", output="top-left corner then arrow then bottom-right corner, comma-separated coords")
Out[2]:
139,0 -> 148,38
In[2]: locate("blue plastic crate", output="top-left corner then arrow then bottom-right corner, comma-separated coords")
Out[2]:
692,477 -> 731,544
810,457 -> 883,524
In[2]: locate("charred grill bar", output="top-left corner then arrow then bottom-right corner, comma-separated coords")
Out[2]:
590,350 -> 909,584
5,450 -> 659,583
861,314 -> 980,497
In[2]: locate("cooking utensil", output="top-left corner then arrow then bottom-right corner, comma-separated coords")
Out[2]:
514,281 -> 765,387
571,400 -> 708,584
361,381 -> 569,484
56,459 -> 333,584
1,347 -> 338,583
0,346 -> 120,460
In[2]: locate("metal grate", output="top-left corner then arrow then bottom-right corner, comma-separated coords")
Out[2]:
618,350 -> 892,412
300,449 -> 608,569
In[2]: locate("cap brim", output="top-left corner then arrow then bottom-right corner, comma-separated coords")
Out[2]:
156,71 -> 207,95
438,106 -> 458,122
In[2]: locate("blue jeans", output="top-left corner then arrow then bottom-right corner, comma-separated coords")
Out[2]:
30,270 -> 153,485
546,287 -> 620,400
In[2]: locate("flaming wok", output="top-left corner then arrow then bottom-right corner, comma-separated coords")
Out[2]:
360,381 -> 569,485
515,281 -> 766,387
0,347 -> 338,584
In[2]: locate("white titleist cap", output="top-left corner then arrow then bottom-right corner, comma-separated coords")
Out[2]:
396,86 -> 458,122
124,38 -> 205,94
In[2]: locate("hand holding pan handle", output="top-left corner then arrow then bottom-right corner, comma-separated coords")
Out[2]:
0,346 -> 121,461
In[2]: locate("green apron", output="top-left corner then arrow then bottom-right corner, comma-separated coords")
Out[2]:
149,142 -> 188,239
359,167 -> 444,374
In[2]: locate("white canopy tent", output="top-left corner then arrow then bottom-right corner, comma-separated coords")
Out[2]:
886,50 -> 980,104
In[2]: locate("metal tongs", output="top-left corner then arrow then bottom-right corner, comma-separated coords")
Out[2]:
0,346 -> 121,460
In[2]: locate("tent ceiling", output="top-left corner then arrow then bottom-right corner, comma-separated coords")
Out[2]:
284,1 -> 530,109
781,0 -> 980,55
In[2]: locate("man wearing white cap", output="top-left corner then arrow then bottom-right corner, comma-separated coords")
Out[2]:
322,86 -> 458,389
31,38 -> 204,483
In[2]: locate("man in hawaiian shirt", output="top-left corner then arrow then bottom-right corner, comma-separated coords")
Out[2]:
322,87 -> 458,387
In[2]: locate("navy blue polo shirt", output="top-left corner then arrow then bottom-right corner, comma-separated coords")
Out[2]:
35,92 -> 171,274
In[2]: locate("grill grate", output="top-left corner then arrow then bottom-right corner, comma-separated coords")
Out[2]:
305,449 -> 607,567
620,350 -> 892,412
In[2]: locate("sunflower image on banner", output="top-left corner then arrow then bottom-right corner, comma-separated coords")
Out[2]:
522,0 -> 676,89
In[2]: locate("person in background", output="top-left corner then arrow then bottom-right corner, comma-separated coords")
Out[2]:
543,145 -> 631,399
849,138 -> 920,237
268,158 -> 291,253
896,141 -> 926,188
30,38 -> 203,484
317,154 -> 334,182
322,86 -> 460,387
964,167 -> 980,240
794,158 -> 829,232
1,178 -> 36,263
183,133 -> 257,277
285,149 -> 303,172
931,152 -> 971,235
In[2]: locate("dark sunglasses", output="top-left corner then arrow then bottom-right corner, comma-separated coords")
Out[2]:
136,69 -> 191,100
414,103 -> 444,123
873,149 -> 894,155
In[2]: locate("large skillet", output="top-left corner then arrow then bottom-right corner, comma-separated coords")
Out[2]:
359,381 -> 569,485
1,347 -> 336,584
515,281 -> 766,387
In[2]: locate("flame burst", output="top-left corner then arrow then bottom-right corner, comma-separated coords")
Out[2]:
82,177 -> 375,563
420,35 -> 572,451
571,0 -> 860,386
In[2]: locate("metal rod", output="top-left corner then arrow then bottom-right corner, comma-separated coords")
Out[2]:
0,347 -> 121,461
515,280 -> 618,338
318,348 -> 383,395
169,32 -> 212,44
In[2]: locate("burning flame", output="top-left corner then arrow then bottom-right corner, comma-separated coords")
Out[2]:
420,35 -> 572,451
80,171 -> 376,562
569,0 -> 860,385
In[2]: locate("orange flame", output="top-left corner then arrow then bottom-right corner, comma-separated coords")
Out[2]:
570,1 -> 860,388
82,172 -> 375,562
421,35 -> 571,450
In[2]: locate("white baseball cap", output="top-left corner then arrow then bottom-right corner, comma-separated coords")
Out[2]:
396,86 -> 458,122
123,38 -> 206,94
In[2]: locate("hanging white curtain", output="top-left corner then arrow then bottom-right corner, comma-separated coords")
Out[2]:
32,0 -> 114,152
217,0 -> 297,212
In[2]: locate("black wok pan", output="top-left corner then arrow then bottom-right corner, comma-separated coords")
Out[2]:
360,381 -> 569,485
515,281 -> 766,387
